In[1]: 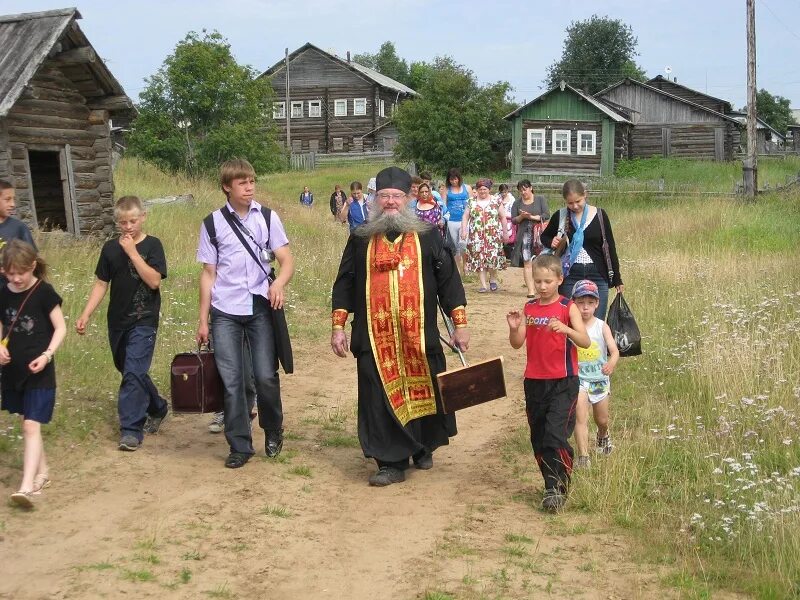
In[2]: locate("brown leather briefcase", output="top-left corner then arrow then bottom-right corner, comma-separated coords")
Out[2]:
170,349 -> 224,413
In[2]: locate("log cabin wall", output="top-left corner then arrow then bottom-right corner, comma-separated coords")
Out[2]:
0,120 -> 10,182
599,81 -> 737,161
268,47 -> 402,153
3,60 -> 115,234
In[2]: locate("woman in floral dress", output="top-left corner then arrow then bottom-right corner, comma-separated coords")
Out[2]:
460,178 -> 509,292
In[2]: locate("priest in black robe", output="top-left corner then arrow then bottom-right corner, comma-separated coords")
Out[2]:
331,166 -> 470,486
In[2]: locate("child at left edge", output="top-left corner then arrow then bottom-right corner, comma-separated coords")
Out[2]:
0,240 -> 67,508
76,196 -> 168,452
507,254 -> 590,513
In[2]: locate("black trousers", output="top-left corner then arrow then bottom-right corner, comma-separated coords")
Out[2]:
524,377 -> 579,492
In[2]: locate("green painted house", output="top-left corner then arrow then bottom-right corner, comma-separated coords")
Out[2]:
505,82 -> 631,178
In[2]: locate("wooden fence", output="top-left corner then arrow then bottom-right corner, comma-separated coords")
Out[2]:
290,151 -> 395,170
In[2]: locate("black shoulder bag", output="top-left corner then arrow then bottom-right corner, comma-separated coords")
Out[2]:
204,207 -> 293,374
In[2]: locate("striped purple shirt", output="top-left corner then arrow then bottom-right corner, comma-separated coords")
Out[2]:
196,200 -> 289,316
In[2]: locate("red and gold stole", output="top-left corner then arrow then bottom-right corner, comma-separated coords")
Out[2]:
366,232 -> 437,426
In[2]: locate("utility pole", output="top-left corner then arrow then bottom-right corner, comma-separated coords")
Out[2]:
743,0 -> 758,198
285,48 -> 291,152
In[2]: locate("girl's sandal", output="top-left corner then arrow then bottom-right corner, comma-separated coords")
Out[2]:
32,474 -> 51,495
10,490 -> 35,508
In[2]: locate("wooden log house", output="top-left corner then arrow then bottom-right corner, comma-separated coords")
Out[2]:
505,81 -> 632,178
259,43 -> 417,154
596,78 -> 742,161
0,8 -> 134,235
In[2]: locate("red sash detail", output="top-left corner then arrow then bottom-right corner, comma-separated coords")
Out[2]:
366,233 -> 437,426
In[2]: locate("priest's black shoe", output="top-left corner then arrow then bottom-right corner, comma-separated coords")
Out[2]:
265,429 -> 284,458
413,452 -> 433,470
368,466 -> 406,486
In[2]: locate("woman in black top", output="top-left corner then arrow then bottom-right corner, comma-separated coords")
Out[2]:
540,179 -> 623,318
510,180 -> 550,298
330,184 -> 347,220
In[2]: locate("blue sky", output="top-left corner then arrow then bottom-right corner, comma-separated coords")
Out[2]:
5,0 -> 800,108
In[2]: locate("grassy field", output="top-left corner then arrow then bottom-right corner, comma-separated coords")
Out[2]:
2,157 -> 799,598
612,155 -> 800,193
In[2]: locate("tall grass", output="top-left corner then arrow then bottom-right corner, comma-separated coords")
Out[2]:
563,189 -> 800,598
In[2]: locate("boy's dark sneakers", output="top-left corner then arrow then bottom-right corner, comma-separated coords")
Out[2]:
368,466 -> 406,487
118,435 -> 141,451
265,429 -> 284,458
597,434 -> 613,455
541,488 -> 567,513
144,406 -> 169,434
224,452 -> 251,469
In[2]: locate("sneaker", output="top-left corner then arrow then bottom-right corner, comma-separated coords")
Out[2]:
265,429 -> 284,458
368,466 -> 406,487
208,411 -> 225,434
118,435 -> 141,451
144,407 -> 169,434
597,434 -> 613,455
574,455 -> 591,469
541,488 -> 567,513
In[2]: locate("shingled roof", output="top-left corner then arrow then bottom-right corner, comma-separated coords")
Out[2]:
260,42 -> 418,97
0,7 -> 132,117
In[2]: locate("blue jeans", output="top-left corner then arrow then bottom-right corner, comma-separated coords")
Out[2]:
211,296 -> 282,455
559,262 -> 610,319
111,326 -> 167,441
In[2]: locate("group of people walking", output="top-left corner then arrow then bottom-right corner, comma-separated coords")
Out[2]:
1,160 -> 625,515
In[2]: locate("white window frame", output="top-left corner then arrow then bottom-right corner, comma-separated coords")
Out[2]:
272,102 -> 285,119
308,100 -> 321,118
379,99 -> 385,117
334,99 -> 347,117
577,130 -> 597,156
354,98 -> 367,116
526,129 -> 546,154
552,129 -> 571,155
290,101 -> 304,119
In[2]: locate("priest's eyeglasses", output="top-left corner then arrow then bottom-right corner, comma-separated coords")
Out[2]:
376,192 -> 407,201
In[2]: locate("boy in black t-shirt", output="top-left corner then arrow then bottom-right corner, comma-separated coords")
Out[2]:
76,196 -> 168,451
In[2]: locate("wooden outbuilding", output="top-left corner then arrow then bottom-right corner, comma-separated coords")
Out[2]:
0,8 -> 134,235
259,43 -> 417,154
596,78 -> 741,161
505,81 -> 631,178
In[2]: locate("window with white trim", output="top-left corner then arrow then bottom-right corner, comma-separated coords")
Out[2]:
334,99 -> 347,117
308,100 -> 321,118
552,129 -> 571,155
379,99 -> 385,117
526,129 -> 545,154
577,130 -> 596,155
354,98 -> 367,116
290,101 -> 303,118
272,102 -> 285,119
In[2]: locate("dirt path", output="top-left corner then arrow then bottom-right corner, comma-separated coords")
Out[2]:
0,268 -> 674,600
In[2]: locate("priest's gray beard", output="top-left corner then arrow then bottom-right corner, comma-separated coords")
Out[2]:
353,203 -> 432,239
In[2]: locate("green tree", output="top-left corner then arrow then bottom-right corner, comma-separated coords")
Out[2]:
353,42 -> 411,87
755,88 -> 796,135
546,15 -> 647,94
393,57 -> 515,173
128,31 -> 283,176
